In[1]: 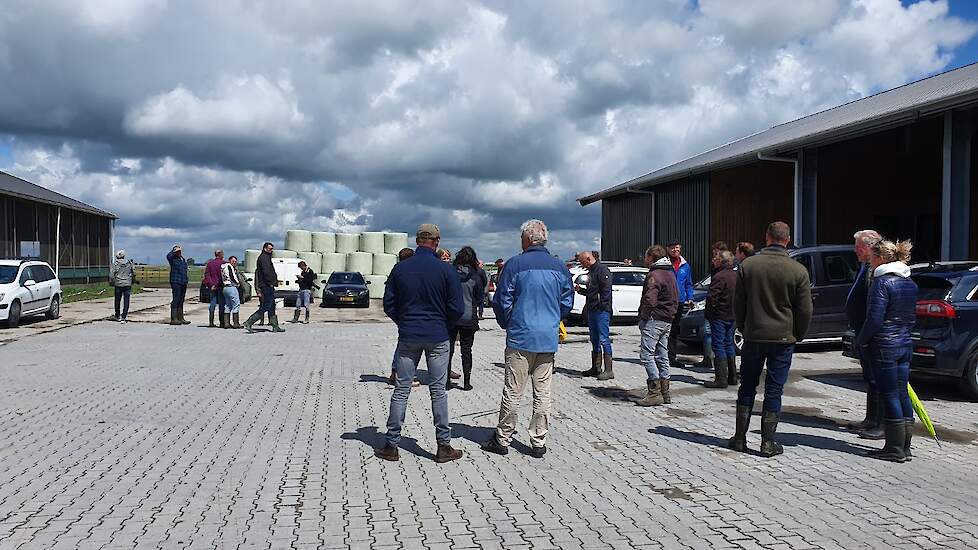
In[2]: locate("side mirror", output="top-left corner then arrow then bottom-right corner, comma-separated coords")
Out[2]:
23,279 -> 36,287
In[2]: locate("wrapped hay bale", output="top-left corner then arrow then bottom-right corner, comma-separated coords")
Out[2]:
298,251 -> 322,272
285,230 -> 312,252
321,252 -> 347,274
272,249 -> 298,259
346,252 -> 372,275
311,232 -> 336,253
384,232 -> 409,255
335,233 -> 360,254
364,275 -> 388,299
372,253 -> 397,276
243,249 -> 261,273
360,232 -> 385,254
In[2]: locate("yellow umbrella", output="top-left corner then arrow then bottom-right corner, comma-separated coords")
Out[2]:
907,383 -> 941,447
558,321 -> 567,344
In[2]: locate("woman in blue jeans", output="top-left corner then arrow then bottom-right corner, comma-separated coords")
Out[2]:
705,251 -> 737,388
854,239 -> 917,463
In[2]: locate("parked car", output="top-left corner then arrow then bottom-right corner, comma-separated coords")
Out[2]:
680,245 -> 860,352
199,275 -> 252,304
0,259 -> 62,327
566,265 -> 649,324
843,261 -> 978,400
320,271 -> 370,308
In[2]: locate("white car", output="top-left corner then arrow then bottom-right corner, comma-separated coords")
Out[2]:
0,259 -> 63,327
568,265 -> 649,322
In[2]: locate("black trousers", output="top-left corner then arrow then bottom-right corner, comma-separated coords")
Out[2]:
449,326 -> 477,381
667,303 -> 688,365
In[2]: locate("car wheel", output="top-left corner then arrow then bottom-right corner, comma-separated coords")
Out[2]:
962,353 -> 978,402
45,295 -> 61,320
734,329 -> 744,356
7,300 -> 21,328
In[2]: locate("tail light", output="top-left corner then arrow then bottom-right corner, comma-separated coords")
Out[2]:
916,300 -> 957,319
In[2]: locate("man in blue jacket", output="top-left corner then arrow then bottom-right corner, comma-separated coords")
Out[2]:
483,219 -> 574,459
666,239 -> 695,368
375,224 -> 465,464
847,229 -> 883,438
166,245 -> 191,325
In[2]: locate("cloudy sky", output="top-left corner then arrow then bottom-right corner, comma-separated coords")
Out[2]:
1,0 -> 977,264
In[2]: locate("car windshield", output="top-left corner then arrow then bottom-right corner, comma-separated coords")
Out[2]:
328,272 -> 365,285
0,265 -> 17,284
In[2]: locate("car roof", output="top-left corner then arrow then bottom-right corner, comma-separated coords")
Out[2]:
608,265 -> 648,271
909,261 -> 978,275
787,244 -> 853,255
0,259 -> 50,267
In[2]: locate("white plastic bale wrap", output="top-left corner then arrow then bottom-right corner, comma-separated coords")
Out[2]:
372,253 -> 397,276
334,233 -> 360,254
321,252 -> 347,274
311,232 -> 336,253
285,230 -> 312,252
346,252 -> 372,275
271,249 -> 298,258
298,251 -> 322,273
243,249 -> 260,273
384,232 -> 409,255
364,275 -> 388,299
359,232 -> 385,254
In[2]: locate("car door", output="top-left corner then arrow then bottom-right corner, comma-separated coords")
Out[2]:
19,266 -> 48,313
35,265 -> 56,308
611,270 -> 645,316
810,250 -> 859,338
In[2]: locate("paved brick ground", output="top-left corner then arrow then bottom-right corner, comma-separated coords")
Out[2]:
1,317 -> 977,549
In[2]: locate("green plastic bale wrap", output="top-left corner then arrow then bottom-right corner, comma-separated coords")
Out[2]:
384,233 -> 409,255
335,233 -> 360,254
243,249 -> 260,273
271,249 -> 298,259
321,252 -> 347,273
298,251 -> 322,273
364,275 -> 388,299
285,230 -> 312,252
372,253 -> 397,276
360,232 -> 385,254
346,252 -> 372,275
311,232 -> 336,253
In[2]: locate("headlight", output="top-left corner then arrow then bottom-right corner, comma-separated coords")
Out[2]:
358,290 -> 368,296
689,300 -> 705,312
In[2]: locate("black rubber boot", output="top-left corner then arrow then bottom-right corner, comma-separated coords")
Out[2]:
582,352 -> 601,377
660,378 -> 672,404
178,304 -> 191,324
704,357 -> 729,388
859,393 -> 885,440
222,313 -> 231,328
596,354 -> 614,381
269,315 -> 286,333
903,418 -> 914,461
231,313 -> 242,329
636,379 -> 664,407
853,390 -> 878,430
304,310 -> 310,324
867,419 -> 907,463
728,405 -> 751,453
291,310 -> 301,323
169,306 -> 181,325
243,311 -> 262,333
727,356 -> 739,386
208,310 -> 215,327
759,411 -> 784,458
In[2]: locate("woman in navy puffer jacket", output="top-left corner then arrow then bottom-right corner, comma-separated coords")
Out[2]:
855,239 -> 917,463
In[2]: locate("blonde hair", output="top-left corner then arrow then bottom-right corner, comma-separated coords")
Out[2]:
871,239 -> 912,264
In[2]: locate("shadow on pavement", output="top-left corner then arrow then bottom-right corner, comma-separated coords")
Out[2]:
450,422 -> 534,456
650,425 -> 872,458
583,385 -> 644,404
554,366 -> 583,377
340,426 -> 436,460
359,374 -> 390,384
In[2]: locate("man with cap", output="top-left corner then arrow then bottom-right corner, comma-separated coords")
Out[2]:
375,224 -> 465,463
666,239 -> 695,368
576,250 -> 614,379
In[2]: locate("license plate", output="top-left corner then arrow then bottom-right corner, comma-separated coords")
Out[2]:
340,297 -> 354,302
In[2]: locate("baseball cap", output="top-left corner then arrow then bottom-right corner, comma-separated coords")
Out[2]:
416,223 -> 441,239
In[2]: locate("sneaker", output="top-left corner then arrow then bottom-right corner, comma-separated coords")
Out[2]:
481,435 -> 509,455
435,444 -> 463,463
374,445 -> 399,462
120,319 -> 128,324
529,446 -> 547,459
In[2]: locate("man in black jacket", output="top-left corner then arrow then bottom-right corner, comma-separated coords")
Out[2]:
244,242 -> 284,333
577,251 -> 614,380
848,229 -> 884,439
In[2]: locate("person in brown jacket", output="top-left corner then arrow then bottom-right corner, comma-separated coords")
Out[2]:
704,250 -> 738,388
635,245 -> 679,406
728,221 -> 813,458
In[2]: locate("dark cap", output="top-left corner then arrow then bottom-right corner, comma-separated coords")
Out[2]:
416,223 -> 441,239
666,239 -> 681,246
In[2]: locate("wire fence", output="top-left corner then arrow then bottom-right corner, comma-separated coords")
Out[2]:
135,265 -> 204,288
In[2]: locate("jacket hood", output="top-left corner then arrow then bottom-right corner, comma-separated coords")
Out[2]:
874,261 -> 911,278
456,264 -> 474,280
652,257 -> 673,269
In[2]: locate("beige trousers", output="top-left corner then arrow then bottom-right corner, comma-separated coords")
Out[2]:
495,347 -> 554,448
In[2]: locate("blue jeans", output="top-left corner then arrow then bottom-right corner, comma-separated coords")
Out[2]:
871,345 -> 913,419
114,286 -> 131,319
222,286 -> 241,314
170,283 -> 186,308
639,319 -> 671,380
256,286 -> 276,316
709,319 -> 736,360
737,341 -> 795,413
386,340 -> 451,447
588,309 -> 612,355
208,286 -> 224,313
296,289 -> 312,310
701,318 -> 713,360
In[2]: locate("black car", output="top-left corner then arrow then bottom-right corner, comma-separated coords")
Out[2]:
680,245 -> 860,352
843,262 -> 978,400
320,272 -> 370,308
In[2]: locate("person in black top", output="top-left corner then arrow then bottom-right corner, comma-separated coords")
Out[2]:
577,250 -> 614,380
244,242 -> 284,333
292,261 -> 318,324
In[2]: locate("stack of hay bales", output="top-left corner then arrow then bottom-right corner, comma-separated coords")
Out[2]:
249,230 -> 410,299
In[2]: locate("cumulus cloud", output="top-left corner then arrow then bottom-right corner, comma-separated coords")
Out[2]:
0,0 -> 975,263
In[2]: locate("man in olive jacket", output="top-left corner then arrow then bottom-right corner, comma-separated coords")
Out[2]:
729,221 -> 812,458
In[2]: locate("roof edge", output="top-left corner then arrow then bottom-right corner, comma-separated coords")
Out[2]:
0,170 -> 118,219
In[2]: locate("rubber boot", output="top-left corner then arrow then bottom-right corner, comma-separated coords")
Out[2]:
304,310 -> 310,324
178,304 -> 191,324
222,313 -> 231,329
727,355 -> 739,386
582,352 -> 601,377
853,390 -> 878,430
208,310 -> 216,327
269,315 -> 286,333
904,418 -> 914,461
244,311 -> 262,333
728,405 -> 751,453
231,313 -> 242,329
759,411 -> 784,458
596,354 -> 614,381
169,306 -> 181,326
636,379 -> 663,407
660,378 -> 672,404
866,419 -> 907,463
858,393 -> 885,440
291,310 -> 301,323
704,357 -> 729,388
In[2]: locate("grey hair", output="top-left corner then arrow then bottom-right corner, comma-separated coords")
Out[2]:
853,229 -> 882,247
115,250 -> 126,259
520,219 -> 548,246
214,248 -> 223,256
717,250 -> 735,268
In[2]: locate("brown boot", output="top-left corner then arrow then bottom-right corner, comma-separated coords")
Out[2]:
221,313 -> 231,328
660,378 -> 672,404
635,379 -> 663,407
231,313 -> 242,329
435,443 -> 463,463
374,445 -> 399,461
582,352 -> 601,377
596,354 -> 614,381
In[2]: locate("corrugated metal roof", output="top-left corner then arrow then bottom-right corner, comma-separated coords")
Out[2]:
0,170 -> 116,218
579,62 -> 978,205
